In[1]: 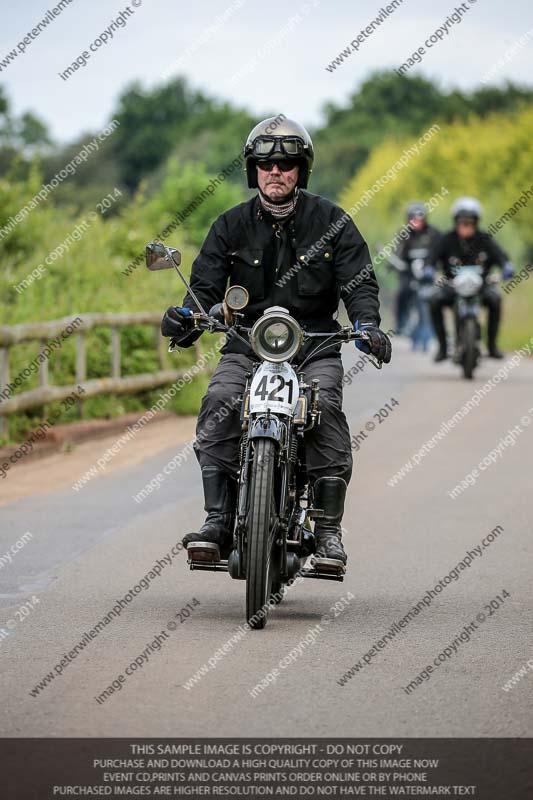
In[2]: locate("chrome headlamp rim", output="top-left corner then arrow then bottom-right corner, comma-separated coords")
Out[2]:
250,310 -> 303,363
453,267 -> 483,298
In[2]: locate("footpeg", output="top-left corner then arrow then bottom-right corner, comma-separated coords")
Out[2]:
306,507 -> 324,519
189,560 -> 229,572
302,557 -> 346,581
187,541 -> 221,563
310,556 -> 346,572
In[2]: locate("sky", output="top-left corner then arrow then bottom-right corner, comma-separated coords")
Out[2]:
1,0 -> 532,144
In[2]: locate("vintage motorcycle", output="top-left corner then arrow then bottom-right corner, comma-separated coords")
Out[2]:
449,265 -> 497,380
146,242 -> 382,628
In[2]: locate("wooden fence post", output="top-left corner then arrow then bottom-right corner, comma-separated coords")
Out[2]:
38,340 -> 49,387
156,326 -> 166,370
111,328 -> 121,378
0,346 -> 9,438
76,331 -> 87,383
76,331 -> 87,419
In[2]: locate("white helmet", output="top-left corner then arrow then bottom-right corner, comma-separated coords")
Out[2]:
451,196 -> 482,221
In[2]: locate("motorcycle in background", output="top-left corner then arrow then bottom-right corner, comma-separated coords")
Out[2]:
449,265 -> 487,380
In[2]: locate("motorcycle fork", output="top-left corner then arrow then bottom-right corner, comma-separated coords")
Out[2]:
455,302 -> 480,343
279,427 -> 307,580
232,433 -> 252,579
277,457 -> 291,581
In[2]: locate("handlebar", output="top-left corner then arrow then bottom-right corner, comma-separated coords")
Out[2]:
181,314 -> 372,343
169,316 -> 381,368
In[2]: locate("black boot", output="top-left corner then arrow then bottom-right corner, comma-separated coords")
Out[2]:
487,301 -> 503,357
183,466 -> 236,559
488,346 -> 504,359
429,303 -> 448,362
487,331 -> 504,358
313,477 -> 347,565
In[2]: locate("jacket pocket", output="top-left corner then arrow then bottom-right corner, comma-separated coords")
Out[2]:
295,245 -> 334,297
228,248 -> 265,301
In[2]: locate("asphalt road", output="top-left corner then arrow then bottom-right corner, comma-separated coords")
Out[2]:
1,338 -> 532,737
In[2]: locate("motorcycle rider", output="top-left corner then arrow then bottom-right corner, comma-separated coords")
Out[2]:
389,201 -> 441,348
427,197 -> 515,361
160,117 -> 391,565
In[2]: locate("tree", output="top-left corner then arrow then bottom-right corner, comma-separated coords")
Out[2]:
17,112 -> 52,149
312,72 -> 444,198
110,78 -> 212,189
311,71 -> 533,199
0,85 -> 52,173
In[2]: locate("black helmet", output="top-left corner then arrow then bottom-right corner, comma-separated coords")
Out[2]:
406,201 -> 427,221
244,115 -> 314,189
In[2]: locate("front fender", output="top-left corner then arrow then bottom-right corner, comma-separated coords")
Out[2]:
456,298 -> 480,318
248,415 -> 284,444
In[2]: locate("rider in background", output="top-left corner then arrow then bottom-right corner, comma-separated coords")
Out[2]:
427,197 -> 515,361
388,202 -> 442,350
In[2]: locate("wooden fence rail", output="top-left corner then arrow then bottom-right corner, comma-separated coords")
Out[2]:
0,313 -> 202,437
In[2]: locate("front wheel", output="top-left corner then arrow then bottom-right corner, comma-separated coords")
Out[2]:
462,316 -> 478,380
246,438 -> 278,629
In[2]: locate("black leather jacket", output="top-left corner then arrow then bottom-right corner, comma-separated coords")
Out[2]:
395,224 -> 442,279
180,190 -> 382,360
429,229 -> 509,280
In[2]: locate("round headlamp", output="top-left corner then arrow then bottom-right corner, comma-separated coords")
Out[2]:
250,308 -> 303,362
453,268 -> 483,298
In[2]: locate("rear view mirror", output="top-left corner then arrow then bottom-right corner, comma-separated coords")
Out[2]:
145,242 -> 181,270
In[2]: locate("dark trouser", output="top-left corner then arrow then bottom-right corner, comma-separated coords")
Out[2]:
410,288 -> 434,351
194,354 -> 353,486
395,273 -> 415,333
428,284 -> 501,349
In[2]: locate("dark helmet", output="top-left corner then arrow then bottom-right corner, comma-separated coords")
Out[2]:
244,115 -> 314,189
452,196 -> 482,221
406,201 -> 427,221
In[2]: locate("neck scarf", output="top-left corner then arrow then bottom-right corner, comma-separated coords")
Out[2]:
259,187 -> 299,219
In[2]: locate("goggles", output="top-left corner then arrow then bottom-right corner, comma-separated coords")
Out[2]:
251,136 -> 305,158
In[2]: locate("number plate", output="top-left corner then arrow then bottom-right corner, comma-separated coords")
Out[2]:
249,361 -> 299,416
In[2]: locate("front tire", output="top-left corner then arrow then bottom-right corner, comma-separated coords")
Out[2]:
462,317 -> 478,380
246,438 -> 278,629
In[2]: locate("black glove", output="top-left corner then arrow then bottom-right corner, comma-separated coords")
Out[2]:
421,265 -> 436,284
161,306 -> 194,339
354,322 -> 392,364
